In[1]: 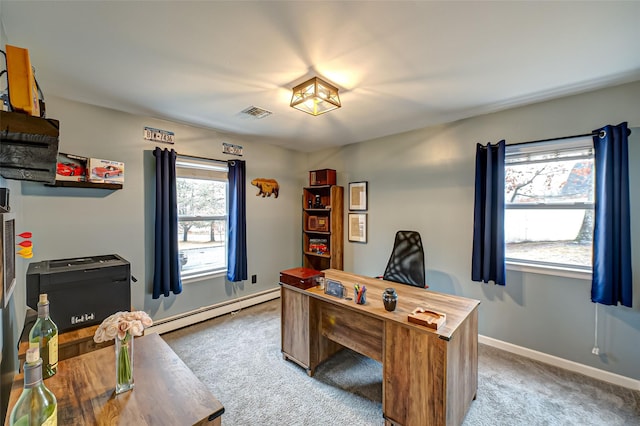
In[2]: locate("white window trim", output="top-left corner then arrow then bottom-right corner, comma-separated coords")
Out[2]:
506,260 -> 591,281
181,269 -> 227,284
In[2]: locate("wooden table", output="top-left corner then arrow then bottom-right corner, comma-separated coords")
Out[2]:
5,333 -> 224,425
18,318 -> 113,371
280,269 -> 480,426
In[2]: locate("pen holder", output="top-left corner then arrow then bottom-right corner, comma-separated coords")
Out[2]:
354,284 -> 367,305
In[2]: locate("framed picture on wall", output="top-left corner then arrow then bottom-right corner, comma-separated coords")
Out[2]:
348,213 -> 367,243
1,213 -> 16,308
349,181 -> 368,211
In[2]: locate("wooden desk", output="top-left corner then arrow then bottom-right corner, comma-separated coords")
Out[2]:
280,269 -> 480,426
5,333 -> 224,426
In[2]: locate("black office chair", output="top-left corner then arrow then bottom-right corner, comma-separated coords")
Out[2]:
381,230 -> 427,288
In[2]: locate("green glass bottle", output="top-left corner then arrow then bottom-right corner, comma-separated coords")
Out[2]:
28,294 -> 59,379
9,347 -> 57,426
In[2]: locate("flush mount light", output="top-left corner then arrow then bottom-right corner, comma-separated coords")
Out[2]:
290,77 -> 341,116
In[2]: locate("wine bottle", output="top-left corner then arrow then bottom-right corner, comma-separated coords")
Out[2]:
9,347 -> 57,425
29,294 -> 59,379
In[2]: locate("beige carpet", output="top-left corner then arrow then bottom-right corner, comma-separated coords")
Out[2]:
162,299 -> 639,425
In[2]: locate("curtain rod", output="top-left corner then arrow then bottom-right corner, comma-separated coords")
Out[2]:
508,127 -> 631,147
507,131 -> 597,147
175,152 -> 227,164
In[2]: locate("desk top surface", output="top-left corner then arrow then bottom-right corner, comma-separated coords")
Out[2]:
287,269 -> 480,340
5,333 -> 224,426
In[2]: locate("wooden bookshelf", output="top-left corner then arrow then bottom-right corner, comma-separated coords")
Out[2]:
302,185 -> 343,270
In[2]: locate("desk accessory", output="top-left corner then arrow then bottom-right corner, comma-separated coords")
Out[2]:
354,284 -> 367,304
408,307 -> 446,330
382,288 -> 398,311
279,267 -> 323,290
324,279 -> 345,298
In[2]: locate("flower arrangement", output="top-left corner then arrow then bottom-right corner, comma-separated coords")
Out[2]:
94,311 -> 153,393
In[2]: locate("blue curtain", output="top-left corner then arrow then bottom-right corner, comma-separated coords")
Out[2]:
152,147 -> 182,299
472,141 -> 506,285
592,123 -> 633,307
227,159 -> 247,282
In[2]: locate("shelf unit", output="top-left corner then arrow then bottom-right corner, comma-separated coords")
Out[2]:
302,185 -> 343,270
46,181 -> 122,190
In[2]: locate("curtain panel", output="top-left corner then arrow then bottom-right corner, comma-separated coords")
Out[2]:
472,141 -> 506,285
152,147 -> 182,299
592,123 -> 633,307
227,159 -> 247,282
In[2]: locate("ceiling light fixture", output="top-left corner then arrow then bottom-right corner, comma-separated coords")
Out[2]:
290,77 -> 341,116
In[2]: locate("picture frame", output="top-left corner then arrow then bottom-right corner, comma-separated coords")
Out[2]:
1,213 -> 16,308
348,213 -> 367,243
348,181 -> 368,211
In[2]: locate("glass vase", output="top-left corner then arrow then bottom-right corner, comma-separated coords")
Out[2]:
115,332 -> 134,394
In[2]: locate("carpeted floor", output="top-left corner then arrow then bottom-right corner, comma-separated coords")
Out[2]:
163,299 -> 640,425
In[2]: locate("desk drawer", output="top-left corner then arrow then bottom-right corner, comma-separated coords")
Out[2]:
319,303 -> 383,362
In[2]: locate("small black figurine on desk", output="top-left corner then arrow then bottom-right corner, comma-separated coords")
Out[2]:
383,288 -> 398,311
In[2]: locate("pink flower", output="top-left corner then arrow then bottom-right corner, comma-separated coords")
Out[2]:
93,310 -> 153,343
117,320 -> 131,340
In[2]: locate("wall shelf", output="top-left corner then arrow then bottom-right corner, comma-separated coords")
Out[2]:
46,181 -> 123,190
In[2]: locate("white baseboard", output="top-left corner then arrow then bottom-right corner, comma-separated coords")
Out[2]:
147,288 -> 280,335
479,335 -> 640,391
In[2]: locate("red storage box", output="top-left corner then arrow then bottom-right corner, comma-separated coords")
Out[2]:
309,169 -> 336,186
279,267 -> 324,290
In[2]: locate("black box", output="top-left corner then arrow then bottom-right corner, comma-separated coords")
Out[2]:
26,254 -> 131,332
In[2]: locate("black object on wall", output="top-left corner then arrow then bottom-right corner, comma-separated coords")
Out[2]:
0,187 -> 9,213
0,111 -> 60,183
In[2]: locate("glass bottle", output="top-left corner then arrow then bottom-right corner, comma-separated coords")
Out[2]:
29,294 -> 59,379
9,347 -> 57,426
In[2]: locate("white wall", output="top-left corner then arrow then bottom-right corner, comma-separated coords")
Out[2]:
312,80 -> 640,380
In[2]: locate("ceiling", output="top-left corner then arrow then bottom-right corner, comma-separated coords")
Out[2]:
2,1 -> 640,152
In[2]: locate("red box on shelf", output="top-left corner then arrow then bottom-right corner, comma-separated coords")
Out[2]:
309,169 -> 336,186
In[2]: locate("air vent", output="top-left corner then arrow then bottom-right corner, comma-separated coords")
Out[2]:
240,106 -> 272,119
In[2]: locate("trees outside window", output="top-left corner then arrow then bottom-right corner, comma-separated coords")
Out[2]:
505,137 -> 594,269
176,158 -> 228,277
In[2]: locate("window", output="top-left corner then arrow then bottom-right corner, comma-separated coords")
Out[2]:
505,137 -> 594,270
176,156 -> 228,278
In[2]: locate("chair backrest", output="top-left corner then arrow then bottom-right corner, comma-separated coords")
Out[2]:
383,230 -> 426,288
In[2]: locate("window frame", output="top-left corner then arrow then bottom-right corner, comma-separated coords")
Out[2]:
504,136 -> 594,278
175,156 -> 229,281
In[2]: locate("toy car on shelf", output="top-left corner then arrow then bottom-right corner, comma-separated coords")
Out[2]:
57,162 -> 85,177
92,165 -> 123,179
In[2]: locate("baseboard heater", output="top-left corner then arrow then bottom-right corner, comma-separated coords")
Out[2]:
147,288 -> 280,335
